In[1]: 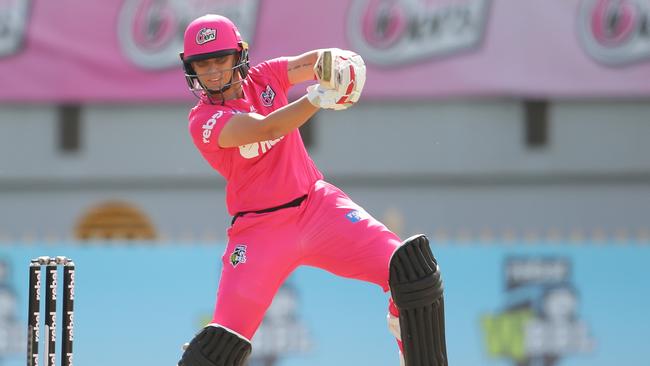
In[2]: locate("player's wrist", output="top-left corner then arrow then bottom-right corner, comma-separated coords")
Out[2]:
303,90 -> 322,109
306,84 -> 332,109
311,48 -> 366,110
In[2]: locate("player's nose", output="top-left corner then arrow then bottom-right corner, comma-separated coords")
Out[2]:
206,66 -> 224,79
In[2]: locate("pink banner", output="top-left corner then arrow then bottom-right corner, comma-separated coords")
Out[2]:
1,0 -> 649,103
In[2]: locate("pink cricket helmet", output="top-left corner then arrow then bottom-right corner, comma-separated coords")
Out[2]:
180,14 -> 250,94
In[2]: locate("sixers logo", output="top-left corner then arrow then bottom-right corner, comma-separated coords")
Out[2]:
260,85 -> 276,106
0,0 -> 31,58
578,0 -> 650,65
117,0 -> 260,69
347,0 -> 492,66
361,0 -> 407,50
590,0 -> 637,46
196,28 -> 216,45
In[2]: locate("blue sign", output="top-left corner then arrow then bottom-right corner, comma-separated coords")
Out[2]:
0,242 -> 648,366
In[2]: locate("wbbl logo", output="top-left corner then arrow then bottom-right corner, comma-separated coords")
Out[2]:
230,245 -> 248,267
481,257 -> 595,365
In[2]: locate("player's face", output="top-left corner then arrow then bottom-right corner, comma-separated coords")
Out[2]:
191,54 -> 238,91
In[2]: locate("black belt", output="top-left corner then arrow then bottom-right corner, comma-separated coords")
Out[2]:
231,195 -> 308,225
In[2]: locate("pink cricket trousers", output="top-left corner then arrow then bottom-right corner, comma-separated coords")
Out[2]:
212,179 -> 402,340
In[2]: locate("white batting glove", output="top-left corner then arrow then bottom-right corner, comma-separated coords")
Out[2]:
309,48 -> 366,110
306,84 -> 349,110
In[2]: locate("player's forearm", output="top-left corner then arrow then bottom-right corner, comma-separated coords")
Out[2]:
287,50 -> 321,85
264,95 -> 318,139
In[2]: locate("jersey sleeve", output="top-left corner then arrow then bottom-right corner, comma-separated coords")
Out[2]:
188,107 -> 234,153
253,57 -> 291,96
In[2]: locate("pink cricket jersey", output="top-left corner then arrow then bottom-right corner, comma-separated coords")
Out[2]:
188,58 -> 323,215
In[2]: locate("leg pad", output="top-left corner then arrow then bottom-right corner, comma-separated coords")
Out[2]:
389,234 -> 448,366
178,325 -> 251,366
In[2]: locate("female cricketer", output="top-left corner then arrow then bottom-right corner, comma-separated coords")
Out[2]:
177,14 -> 448,366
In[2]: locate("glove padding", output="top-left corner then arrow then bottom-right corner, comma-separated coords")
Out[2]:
308,48 -> 366,110
307,84 -> 349,110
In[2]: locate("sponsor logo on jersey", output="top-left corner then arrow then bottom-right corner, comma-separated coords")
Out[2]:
346,210 -> 363,223
202,111 -> 224,144
238,136 -> 284,159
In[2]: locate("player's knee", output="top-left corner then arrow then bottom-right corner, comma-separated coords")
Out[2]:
178,324 -> 251,366
388,234 -> 443,308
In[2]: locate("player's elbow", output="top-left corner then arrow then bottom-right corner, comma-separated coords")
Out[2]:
266,125 -> 286,141
219,114 -> 278,148
250,114 -> 283,141
259,114 -> 291,141
248,117 -> 281,142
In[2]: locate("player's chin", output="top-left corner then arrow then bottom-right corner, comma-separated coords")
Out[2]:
204,81 -> 223,90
